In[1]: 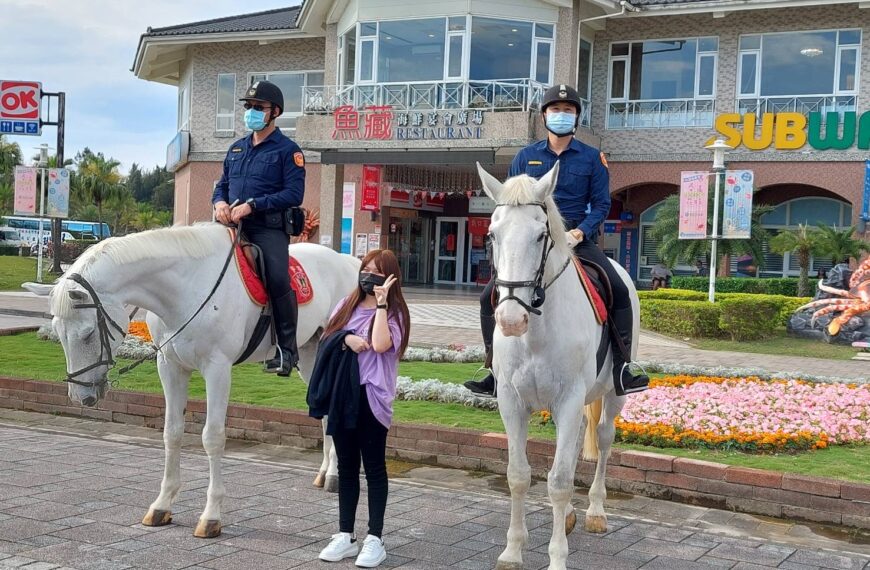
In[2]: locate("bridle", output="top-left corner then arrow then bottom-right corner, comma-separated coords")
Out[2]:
491,201 -> 571,316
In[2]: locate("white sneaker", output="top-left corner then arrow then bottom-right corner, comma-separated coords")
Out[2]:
355,534 -> 386,568
319,532 -> 358,562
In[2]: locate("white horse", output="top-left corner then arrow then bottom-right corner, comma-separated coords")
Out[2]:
476,163 -> 634,570
25,223 -> 359,538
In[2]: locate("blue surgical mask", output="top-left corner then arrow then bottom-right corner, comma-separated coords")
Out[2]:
244,108 -> 268,131
545,112 -> 576,136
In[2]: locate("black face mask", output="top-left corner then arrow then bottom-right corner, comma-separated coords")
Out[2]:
359,272 -> 386,296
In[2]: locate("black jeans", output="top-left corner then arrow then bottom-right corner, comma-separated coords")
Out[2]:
333,388 -> 389,538
243,220 -> 291,298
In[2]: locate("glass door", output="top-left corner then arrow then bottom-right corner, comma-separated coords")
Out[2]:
388,217 -> 431,284
434,217 -> 466,284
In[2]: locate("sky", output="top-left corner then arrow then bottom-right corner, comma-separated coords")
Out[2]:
1,0 -> 298,174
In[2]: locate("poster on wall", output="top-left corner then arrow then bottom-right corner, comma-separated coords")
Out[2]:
368,233 -> 380,252
355,233 -> 368,258
721,170 -> 754,239
341,182 -> 355,254
13,166 -> 37,215
678,171 -> 709,240
361,165 -> 381,211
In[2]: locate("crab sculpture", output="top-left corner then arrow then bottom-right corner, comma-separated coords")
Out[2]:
799,257 -> 870,335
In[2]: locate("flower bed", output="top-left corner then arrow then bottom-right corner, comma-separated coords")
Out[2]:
617,375 -> 870,453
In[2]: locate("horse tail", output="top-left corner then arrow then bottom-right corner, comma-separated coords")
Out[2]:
582,398 -> 602,461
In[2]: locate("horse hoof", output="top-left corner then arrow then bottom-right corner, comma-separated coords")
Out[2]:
325,475 -> 339,493
193,519 -> 222,538
141,509 -> 172,527
584,514 -> 608,534
565,509 -> 577,535
495,560 -> 523,570
313,471 -> 326,488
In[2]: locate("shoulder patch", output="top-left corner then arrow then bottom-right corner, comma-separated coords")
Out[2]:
599,152 -> 608,168
231,147 -> 243,153
293,152 -> 305,167
527,160 -> 543,165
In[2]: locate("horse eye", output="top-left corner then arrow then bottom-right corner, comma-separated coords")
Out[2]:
537,233 -> 546,242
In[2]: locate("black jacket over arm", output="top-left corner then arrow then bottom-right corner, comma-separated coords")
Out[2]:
306,331 -> 360,436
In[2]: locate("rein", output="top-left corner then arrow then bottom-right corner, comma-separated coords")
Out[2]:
64,224 -> 243,389
491,201 -> 572,316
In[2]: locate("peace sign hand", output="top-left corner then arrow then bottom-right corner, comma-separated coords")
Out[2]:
373,274 -> 398,306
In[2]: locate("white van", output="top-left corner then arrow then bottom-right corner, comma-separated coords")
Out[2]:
0,227 -> 25,248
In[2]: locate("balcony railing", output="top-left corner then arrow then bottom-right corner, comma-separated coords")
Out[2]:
302,79 -> 591,127
607,98 -> 715,129
736,95 -> 858,116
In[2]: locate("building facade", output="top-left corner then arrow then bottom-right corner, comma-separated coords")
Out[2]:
133,0 -> 870,286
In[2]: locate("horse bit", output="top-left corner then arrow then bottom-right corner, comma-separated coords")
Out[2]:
490,201 -> 571,316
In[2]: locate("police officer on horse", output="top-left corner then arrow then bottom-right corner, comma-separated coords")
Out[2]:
465,84 -> 649,397
212,80 -> 306,376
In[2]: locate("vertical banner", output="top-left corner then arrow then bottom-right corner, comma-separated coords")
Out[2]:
341,182 -> 355,254
620,227 -> 638,279
46,168 -> 71,218
678,171 -> 709,240
13,166 -> 37,215
360,165 -> 381,211
862,160 -> 870,221
722,170 -> 754,239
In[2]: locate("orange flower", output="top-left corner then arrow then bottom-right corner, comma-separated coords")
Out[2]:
128,321 -> 152,343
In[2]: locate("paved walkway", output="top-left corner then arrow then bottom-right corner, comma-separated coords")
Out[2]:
0,410 -> 867,570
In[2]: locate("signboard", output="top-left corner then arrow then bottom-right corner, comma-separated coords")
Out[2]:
166,130 -> 190,172
721,170 -> 754,239
468,195 -> 496,214
863,161 -> 870,223
712,110 -> 870,151
46,168 -> 70,218
468,217 -> 491,236
678,171 -> 709,240
368,233 -> 380,252
361,165 -> 381,211
620,228 -> 638,279
13,166 -> 37,215
0,81 -> 41,136
355,233 -> 368,258
333,105 -> 485,141
341,182 -> 355,254
320,235 -> 333,247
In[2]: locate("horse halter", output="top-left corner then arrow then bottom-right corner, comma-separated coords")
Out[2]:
63,273 -> 126,389
491,201 -> 570,316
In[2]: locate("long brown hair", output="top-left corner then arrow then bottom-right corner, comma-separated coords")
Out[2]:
323,249 -> 411,357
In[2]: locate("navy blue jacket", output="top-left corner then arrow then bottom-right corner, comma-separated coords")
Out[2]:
307,331 -> 360,436
509,138 -> 610,240
212,128 -> 305,212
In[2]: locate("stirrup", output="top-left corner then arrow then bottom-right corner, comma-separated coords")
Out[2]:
617,361 -> 649,395
467,365 -> 497,399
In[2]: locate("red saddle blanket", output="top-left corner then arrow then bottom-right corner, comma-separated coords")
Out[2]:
572,257 -> 607,325
228,229 -> 314,307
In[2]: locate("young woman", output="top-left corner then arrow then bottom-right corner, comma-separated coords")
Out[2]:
318,249 -> 410,568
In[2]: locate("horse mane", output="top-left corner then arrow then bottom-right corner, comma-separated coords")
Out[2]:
500,174 -> 573,261
51,223 -> 226,317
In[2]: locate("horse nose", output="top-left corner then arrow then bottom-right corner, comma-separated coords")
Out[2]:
81,396 -> 97,407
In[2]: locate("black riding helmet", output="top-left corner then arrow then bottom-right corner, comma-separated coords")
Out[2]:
240,80 -> 284,115
540,84 -> 583,114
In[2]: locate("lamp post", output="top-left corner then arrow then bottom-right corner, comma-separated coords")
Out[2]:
34,144 -> 50,283
704,138 -> 732,303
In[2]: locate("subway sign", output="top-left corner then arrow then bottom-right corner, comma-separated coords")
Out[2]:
713,111 -> 870,151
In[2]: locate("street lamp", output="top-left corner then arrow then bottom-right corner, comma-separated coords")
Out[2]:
704,138 -> 733,303
34,144 -> 51,283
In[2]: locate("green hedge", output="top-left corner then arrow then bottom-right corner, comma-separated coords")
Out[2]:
670,276 -> 801,297
718,297 -> 781,341
0,245 -> 22,256
639,299 -> 723,338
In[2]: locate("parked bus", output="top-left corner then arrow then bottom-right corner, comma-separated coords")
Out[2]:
0,216 -> 110,245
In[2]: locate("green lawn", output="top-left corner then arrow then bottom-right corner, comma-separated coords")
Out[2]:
0,256 -> 41,291
1,332 -> 867,483
692,329 -> 860,361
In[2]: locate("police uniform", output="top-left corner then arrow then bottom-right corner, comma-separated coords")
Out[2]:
466,84 -> 648,397
212,80 -> 305,375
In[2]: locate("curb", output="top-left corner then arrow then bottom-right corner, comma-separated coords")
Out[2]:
0,376 -> 867,530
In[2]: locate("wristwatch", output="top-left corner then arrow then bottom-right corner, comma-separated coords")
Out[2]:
245,197 -> 257,211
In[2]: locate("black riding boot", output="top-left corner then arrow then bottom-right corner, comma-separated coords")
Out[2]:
610,307 -> 649,395
464,313 -> 497,397
264,290 -> 299,377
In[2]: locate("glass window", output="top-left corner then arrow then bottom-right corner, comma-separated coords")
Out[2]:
308,72 -> 324,87
378,18 -> 445,82
470,17 -> 533,80
839,48 -> 858,91
759,31 -> 837,96
739,52 -> 757,95
535,23 -> 553,39
740,35 -> 761,50
839,30 -> 861,45
178,85 -> 190,131
698,55 -> 715,97
360,40 -> 374,81
611,43 -> 629,57
448,16 -> 466,31
268,72 -> 305,128
626,39 -> 699,100
216,74 -> 235,132
360,22 -> 377,37
699,37 -> 718,52
535,42 -> 551,83
577,39 -> 592,99
448,35 -> 463,78
789,198 -> 841,226
610,59 -> 626,99
343,28 -> 356,84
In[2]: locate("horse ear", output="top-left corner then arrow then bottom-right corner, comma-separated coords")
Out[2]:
476,162 -> 503,202
533,161 -> 560,201
22,282 -> 54,296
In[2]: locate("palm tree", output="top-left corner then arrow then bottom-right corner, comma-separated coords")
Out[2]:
0,135 -> 22,178
769,224 -> 824,297
815,224 -> 870,265
651,189 -> 772,276
77,153 -> 123,239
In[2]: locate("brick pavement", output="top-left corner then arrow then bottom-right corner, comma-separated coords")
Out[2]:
0,415 -> 867,570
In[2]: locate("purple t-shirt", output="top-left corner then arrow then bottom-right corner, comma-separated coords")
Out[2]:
329,297 -> 404,429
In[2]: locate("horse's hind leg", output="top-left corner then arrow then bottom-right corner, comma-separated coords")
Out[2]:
495,386 -> 531,570
143,356 -> 191,528
585,390 -> 625,534
194,360 -> 232,538
297,336 -> 337,492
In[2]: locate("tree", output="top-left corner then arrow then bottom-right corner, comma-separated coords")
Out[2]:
815,224 -> 870,265
76,152 -> 123,239
0,135 -> 22,177
127,163 -> 146,202
651,188 -> 773,276
769,224 -> 824,297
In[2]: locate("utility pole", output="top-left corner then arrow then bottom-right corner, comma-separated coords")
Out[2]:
40,91 -> 65,274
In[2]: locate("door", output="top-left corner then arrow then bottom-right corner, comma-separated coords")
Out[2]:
434,217 -> 466,284
387,217 -> 431,284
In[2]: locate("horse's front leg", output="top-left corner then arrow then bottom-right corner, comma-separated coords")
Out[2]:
585,390 -> 625,534
495,383 -> 531,570
548,389 -> 587,570
194,359 -> 232,538
142,355 -> 191,528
